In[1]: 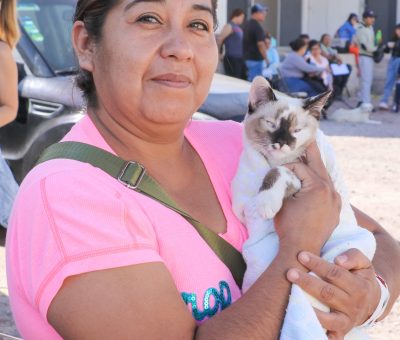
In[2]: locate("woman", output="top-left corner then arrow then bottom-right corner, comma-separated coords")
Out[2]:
379,24 -> 400,110
6,1 -> 400,339
0,0 -> 19,228
309,39 -> 352,101
337,13 -> 359,47
320,33 -> 343,64
308,39 -> 332,89
217,8 -> 246,79
280,37 -> 326,96
336,13 -> 361,68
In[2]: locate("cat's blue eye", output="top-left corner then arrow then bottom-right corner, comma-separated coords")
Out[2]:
265,120 -> 276,128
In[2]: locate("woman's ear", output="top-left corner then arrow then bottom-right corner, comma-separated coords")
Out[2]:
72,21 -> 95,72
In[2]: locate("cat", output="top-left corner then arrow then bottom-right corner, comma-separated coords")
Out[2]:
330,103 -> 381,124
232,76 -> 376,340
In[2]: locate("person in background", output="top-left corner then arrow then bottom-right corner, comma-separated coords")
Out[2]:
0,0 -> 19,228
319,34 -> 353,100
320,33 -> 343,64
280,37 -> 325,96
337,13 -> 359,45
262,32 -> 280,82
217,8 -> 246,79
298,33 -> 310,46
355,9 -> 378,106
298,33 -> 311,58
243,3 -> 267,81
336,13 -> 361,70
379,24 -> 400,111
307,40 -> 332,90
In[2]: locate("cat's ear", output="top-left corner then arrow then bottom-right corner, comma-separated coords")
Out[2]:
248,76 -> 277,114
303,90 -> 332,120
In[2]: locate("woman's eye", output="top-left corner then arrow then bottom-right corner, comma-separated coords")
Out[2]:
137,14 -> 161,25
190,21 -> 209,31
294,128 -> 302,133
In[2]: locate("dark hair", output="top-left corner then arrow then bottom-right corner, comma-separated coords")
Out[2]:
392,23 -> 400,41
289,38 -> 307,51
73,0 -> 218,108
308,39 -> 320,50
298,33 -> 310,41
230,8 -> 244,20
347,13 -> 358,23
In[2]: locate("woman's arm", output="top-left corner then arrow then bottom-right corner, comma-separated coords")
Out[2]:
286,207 -> 400,338
48,143 -> 341,339
352,205 -> 400,319
216,24 -> 232,53
296,55 -> 325,74
0,42 -> 18,128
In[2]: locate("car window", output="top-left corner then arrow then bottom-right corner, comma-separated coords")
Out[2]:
18,0 -> 77,74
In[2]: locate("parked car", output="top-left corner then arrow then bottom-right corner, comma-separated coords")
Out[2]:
0,0 -> 250,183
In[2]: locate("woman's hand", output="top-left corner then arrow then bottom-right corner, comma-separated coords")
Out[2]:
275,142 -> 341,255
287,249 -> 381,339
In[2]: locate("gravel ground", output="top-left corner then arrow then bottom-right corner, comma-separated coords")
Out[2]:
0,99 -> 399,339
321,99 -> 400,339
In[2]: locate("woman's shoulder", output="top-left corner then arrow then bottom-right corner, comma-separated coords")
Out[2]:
0,41 -> 14,62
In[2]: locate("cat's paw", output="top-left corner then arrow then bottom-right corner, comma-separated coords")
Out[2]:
256,190 -> 283,219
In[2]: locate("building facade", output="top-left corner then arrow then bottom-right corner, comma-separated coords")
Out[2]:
218,0 -> 400,45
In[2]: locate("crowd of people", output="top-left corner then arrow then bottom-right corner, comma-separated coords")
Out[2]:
218,5 -> 400,114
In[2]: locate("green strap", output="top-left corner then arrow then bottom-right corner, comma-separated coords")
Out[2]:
36,141 -> 246,288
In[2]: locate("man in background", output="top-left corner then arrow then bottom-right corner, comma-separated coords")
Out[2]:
355,9 -> 378,106
243,3 -> 268,81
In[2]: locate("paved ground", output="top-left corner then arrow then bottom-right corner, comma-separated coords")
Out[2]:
1,96 -> 400,339
322,98 -> 400,340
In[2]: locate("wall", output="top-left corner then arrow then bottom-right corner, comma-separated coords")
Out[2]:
302,0 -> 364,39
280,0 -> 302,45
366,0 -> 397,43
215,0 -> 228,33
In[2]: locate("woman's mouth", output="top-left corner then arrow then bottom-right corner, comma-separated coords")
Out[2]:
152,73 -> 192,88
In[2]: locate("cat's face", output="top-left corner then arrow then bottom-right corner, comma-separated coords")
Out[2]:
244,77 -> 331,164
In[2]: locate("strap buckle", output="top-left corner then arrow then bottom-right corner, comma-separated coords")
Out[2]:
118,161 -> 146,190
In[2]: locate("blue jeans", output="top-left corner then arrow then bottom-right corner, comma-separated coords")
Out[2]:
245,60 -> 264,82
0,153 -> 19,227
381,57 -> 400,104
283,77 -> 320,97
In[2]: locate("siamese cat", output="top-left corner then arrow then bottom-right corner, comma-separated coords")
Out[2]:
232,76 -> 376,340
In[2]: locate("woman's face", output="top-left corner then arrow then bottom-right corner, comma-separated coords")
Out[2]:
80,0 -> 218,128
311,44 -> 321,57
322,35 -> 331,47
237,13 -> 245,25
395,28 -> 400,38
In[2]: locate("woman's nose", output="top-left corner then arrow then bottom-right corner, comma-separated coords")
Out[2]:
160,29 -> 194,61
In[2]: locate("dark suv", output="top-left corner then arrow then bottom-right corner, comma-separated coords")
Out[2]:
0,0 -> 250,183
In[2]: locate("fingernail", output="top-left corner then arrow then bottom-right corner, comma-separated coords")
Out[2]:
287,269 -> 300,281
336,255 -> 348,264
299,252 -> 310,263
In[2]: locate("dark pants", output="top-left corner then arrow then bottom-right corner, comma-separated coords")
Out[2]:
223,55 -> 246,80
333,64 -> 352,98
